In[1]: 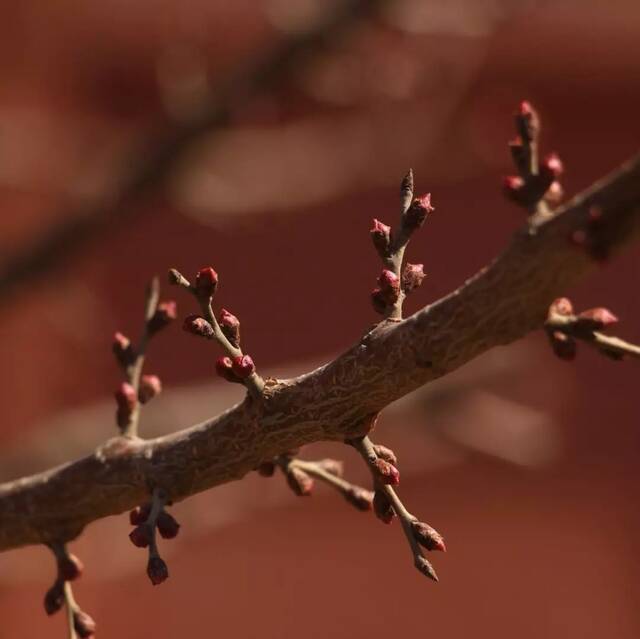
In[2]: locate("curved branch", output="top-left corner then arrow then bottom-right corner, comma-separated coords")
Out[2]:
1,153 -> 639,552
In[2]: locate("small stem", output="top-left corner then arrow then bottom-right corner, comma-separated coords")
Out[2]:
292,459 -> 368,496
591,332 -> 640,359
63,581 -> 78,639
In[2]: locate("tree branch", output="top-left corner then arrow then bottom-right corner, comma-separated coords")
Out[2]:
1,152 -> 639,552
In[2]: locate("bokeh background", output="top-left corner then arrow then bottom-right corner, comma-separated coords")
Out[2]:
0,0 -> 639,637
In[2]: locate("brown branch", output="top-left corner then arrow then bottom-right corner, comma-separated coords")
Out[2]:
1,152 -> 639,552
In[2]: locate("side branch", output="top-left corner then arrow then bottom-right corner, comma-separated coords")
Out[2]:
1,153 -> 639,552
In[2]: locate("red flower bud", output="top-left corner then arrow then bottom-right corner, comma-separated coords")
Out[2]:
73,610 -> 97,638
412,521 -> 446,552
373,490 -> 395,524
370,288 -> 387,314
545,181 -> 564,205
373,458 -> 400,485
503,175 -> 526,204
370,219 -> 391,256
232,354 -> 255,379
540,152 -> 564,181
129,524 -> 152,548
286,466 -> 314,496
548,330 -> 577,361
414,555 -> 438,582
215,356 -> 241,383
575,308 -> 618,332
112,332 -> 136,368
148,301 -> 177,335
58,553 -> 84,581
404,194 -> 433,230
195,267 -> 219,299
515,100 -> 540,142
147,556 -> 169,585
378,269 -> 399,291
44,580 -> 64,616
157,511 -> 180,539
373,444 -> 398,466
129,504 -> 151,526
139,375 -> 162,404
219,309 -> 241,347
343,487 -> 373,512
549,297 -> 574,318
115,382 -> 137,412
402,263 -> 426,293
183,314 -> 214,339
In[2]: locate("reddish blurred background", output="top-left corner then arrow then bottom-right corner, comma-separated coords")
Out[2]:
0,1 -> 639,637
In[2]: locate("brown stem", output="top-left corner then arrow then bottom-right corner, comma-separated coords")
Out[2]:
0,153 -> 639,552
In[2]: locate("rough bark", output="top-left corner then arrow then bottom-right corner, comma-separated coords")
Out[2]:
1,153 -> 639,552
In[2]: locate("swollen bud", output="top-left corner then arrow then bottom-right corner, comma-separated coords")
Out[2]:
195,267 -> 219,299
373,490 -> 395,524
232,355 -> 255,379
148,301 -> 177,335
548,297 -> 574,318
370,219 -> 391,256
129,524 -> 152,548
412,521 -> 446,552
404,194 -> 433,230
548,330 -> 577,361
73,610 -> 97,638
503,175 -> 526,205
544,181 -> 564,205
575,308 -> 618,332
139,375 -> 162,404
147,556 -> 169,585
515,100 -> 540,142
183,314 -> 214,339
112,332 -> 136,368
58,553 -> 84,581
370,288 -> 388,314
129,504 -> 151,526
115,382 -> 137,412
343,487 -> 373,512
215,356 -> 241,383
414,555 -> 439,582
286,466 -> 314,496
540,152 -> 564,180
219,309 -> 241,347
373,458 -> 400,485
157,511 -> 181,539
402,263 -> 425,293
372,444 -> 398,466
44,580 -> 65,616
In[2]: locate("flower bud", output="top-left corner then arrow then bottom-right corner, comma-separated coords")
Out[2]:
44,580 -> 64,616
157,511 -> 180,539
373,490 -> 395,524
129,524 -> 152,548
215,356 -> 241,383
343,487 -> 373,512
378,269 -> 399,291
195,267 -> 219,299
548,330 -> 577,361
402,263 -> 425,293
414,555 -> 438,582
515,100 -> 540,142
58,553 -> 84,581
412,521 -> 446,552
575,308 -> 618,332
219,309 -> 241,347
129,504 -> 151,526
540,152 -> 564,180
404,194 -> 433,230
373,444 -> 398,466
183,314 -> 214,339
548,297 -> 574,318
232,354 -> 255,379
148,301 -> 177,335
139,375 -> 162,404
370,219 -> 391,256
373,458 -> 400,485
286,466 -> 314,496
147,556 -> 169,585
115,382 -> 137,412
370,288 -> 387,314
73,610 -> 96,638
544,181 -> 564,205
503,175 -> 526,204
112,332 -> 136,368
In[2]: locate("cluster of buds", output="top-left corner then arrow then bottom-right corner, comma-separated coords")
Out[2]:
369,170 -> 431,318
503,101 -> 564,213
171,266 -> 261,391
128,497 -> 180,586
545,297 -> 622,360
44,545 -> 96,638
